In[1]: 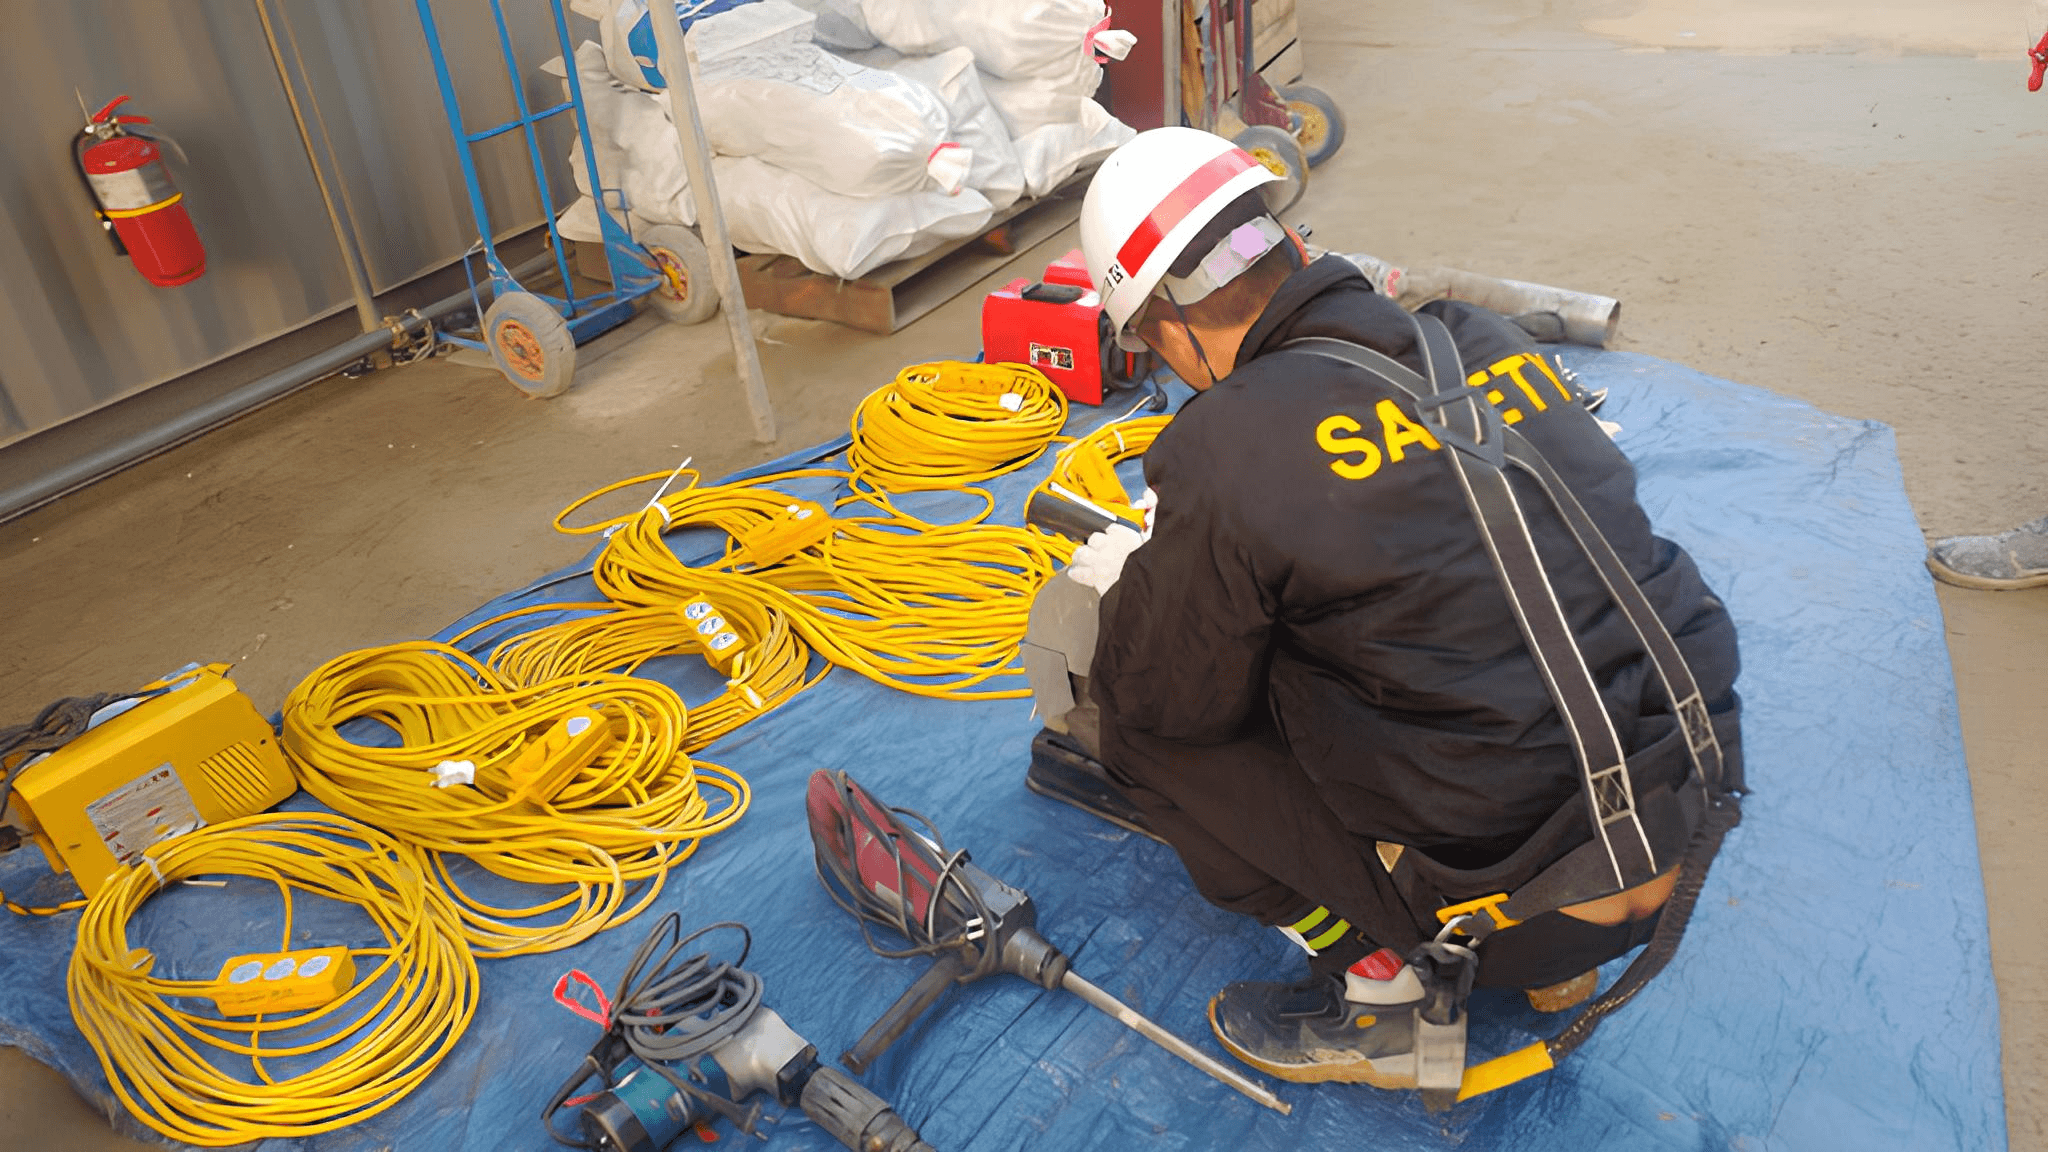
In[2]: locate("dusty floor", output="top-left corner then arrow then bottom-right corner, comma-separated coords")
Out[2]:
3,0 -> 2044,1147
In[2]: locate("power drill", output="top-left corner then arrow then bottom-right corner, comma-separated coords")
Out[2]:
544,915 -> 934,1152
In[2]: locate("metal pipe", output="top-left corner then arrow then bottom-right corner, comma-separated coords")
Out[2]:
0,254 -> 545,525
1058,970 -> 1291,1114
646,0 -> 778,444
255,0 -> 380,334
1341,253 -> 1622,349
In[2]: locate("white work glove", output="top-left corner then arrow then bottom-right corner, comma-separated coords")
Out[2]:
1065,522 -> 1144,596
1133,486 -> 1159,540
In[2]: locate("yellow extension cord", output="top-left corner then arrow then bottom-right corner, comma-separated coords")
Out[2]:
1026,414 -> 1173,560
846,361 -> 1069,493
449,594 -> 821,752
279,642 -> 749,957
68,811 -> 477,1146
440,362 -> 1071,710
44,362 -> 1130,1145
585,470 -> 1064,699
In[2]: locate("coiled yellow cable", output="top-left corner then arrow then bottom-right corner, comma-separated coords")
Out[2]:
587,472 -> 1061,700
847,361 -> 1068,493
1026,414 -> 1172,559
449,595 -> 821,752
279,643 -> 748,956
68,812 -> 477,1146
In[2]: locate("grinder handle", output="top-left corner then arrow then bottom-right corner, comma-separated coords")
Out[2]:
1025,490 -> 1118,543
842,950 -> 969,1073
800,1065 -> 938,1152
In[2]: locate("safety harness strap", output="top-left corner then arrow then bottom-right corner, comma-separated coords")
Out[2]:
1282,323 -> 1744,1101
1288,324 -> 1659,897
1285,328 -> 1730,812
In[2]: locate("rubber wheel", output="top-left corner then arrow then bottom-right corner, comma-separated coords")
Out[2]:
484,291 -> 576,399
638,223 -> 720,325
1232,124 -> 1307,214
1279,84 -> 1346,167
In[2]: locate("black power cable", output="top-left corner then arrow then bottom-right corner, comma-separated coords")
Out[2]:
0,693 -> 126,849
542,914 -> 766,1147
808,772 -> 1000,982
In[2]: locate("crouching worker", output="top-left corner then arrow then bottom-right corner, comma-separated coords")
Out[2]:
1036,128 -> 1745,1103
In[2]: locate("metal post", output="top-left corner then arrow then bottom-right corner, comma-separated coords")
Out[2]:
255,0 -> 379,335
645,0 -> 778,444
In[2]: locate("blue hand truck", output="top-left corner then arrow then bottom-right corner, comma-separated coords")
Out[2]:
412,0 -> 720,398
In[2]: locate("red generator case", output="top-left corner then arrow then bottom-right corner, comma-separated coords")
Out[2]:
983,248 -> 1153,405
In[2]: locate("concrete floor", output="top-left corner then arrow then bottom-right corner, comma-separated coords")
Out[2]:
3,0 -> 2044,1147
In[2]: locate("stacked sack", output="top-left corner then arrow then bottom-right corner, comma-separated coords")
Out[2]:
556,0 -> 1134,280
848,0 -> 1138,197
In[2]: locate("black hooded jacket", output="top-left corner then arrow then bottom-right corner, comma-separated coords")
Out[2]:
1089,256 -> 1741,867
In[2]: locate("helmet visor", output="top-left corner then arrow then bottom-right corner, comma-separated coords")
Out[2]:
1157,215 -> 1287,307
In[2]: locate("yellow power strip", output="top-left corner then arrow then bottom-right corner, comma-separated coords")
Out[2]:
209,946 -> 355,1017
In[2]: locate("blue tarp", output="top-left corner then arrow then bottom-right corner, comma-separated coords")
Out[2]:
0,350 -> 2005,1151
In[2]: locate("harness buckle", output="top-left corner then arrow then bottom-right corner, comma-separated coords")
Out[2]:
1435,892 -> 1521,941
1413,388 -> 1507,470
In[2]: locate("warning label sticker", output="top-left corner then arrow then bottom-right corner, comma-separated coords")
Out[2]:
86,763 -> 204,868
1029,343 -> 1075,372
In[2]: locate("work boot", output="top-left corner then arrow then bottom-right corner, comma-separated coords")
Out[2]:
1208,949 -> 1428,1086
1524,970 -> 1598,1013
1926,515 -> 2048,590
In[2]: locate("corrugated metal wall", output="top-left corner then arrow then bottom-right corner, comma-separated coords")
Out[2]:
0,0 -> 580,446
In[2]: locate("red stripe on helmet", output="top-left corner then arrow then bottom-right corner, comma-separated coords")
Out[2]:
1114,149 -> 1259,282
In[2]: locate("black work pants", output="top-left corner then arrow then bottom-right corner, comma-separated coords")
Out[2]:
1095,708 -> 1660,989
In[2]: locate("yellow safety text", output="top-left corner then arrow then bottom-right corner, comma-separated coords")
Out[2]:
1314,353 -> 1573,481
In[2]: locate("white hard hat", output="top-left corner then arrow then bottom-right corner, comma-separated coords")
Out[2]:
1081,127 -> 1282,352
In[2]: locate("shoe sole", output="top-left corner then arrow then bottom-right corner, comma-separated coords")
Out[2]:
1206,994 -> 1419,1089
1926,557 -> 2048,591
1524,970 -> 1598,1013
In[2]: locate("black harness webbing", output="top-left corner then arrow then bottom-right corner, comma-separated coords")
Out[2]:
1285,321 -> 1729,910
1283,318 -> 1744,1101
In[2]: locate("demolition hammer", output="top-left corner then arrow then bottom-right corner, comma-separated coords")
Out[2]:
805,769 -> 1289,1114
543,913 -> 934,1152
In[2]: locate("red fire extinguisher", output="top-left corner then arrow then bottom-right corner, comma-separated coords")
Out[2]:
72,95 -> 205,288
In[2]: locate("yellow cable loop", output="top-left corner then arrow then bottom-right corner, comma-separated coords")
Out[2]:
67,812 -> 478,1146
278,643 -> 749,957
1025,414 -> 1173,560
1,891 -> 87,916
434,363 -> 1069,710
587,472 -> 1064,700
448,596 -> 822,752
846,361 -> 1069,496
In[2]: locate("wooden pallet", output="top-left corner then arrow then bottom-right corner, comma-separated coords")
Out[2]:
732,171 -> 1093,335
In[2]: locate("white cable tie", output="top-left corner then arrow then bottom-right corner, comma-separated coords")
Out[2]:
431,760 -> 477,788
999,392 -> 1024,412
142,855 -> 165,891
732,681 -> 764,709
643,455 -> 695,522
1113,426 -> 1127,454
